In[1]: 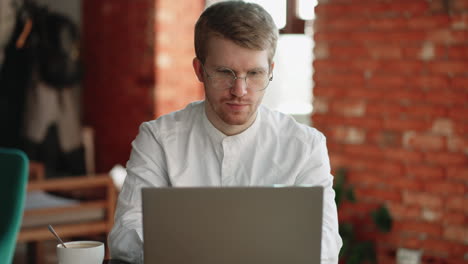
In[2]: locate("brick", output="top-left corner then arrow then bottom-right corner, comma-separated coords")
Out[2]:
313,85 -> 345,98
315,17 -> 369,32
403,132 -> 443,151
355,187 -> 402,202
314,31 -> 352,43
339,201 -> 380,216
428,61 -> 468,75
314,3 -> 350,18
312,97 -> 329,114
402,45 -> 446,60
342,144 -> 383,159
450,30 -> 468,45
387,202 -> 421,220
425,152 -> 468,166
349,31 -> 427,45
421,239 -> 467,257
327,45 -> 367,59
330,99 -> 366,117
389,0 -> 430,15
442,211 -> 466,225
431,118 -> 454,136
313,43 -> 329,59
408,15 -> 451,29
384,89 -> 426,102
452,13 -> 468,30
424,89 -> 468,105
368,17 -> 407,31
409,75 -> 450,89
368,45 -> 403,60
331,126 -> 366,144
424,181 -> 466,196
376,60 -> 425,74
346,88 -> 385,101
446,196 -> 468,213
448,107 -> 468,121
328,153 -> 349,169
393,220 -> 442,236
404,104 -> 448,119
406,164 -> 445,179
311,113 -> 345,127
403,132 -> 446,151
421,207 -> 442,222
385,119 -> 431,132
346,170 -> 384,187
453,123 -> 468,135
444,226 -> 468,243
342,116 -> 384,130
399,235 -> 423,249
383,148 -> 424,163
448,45 -> 468,59
366,102 -> 405,117
366,161 -> 404,175
451,76 -> 468,90
386,176 -> 423,191
447,166 -> 468,182
313,70 -> 364,86
427,29 -> 468,45
368,130 -> 402,147
403,191 -> 443,208
315,2 -> 408,18
453,0 -> 468,10
368,75 -> 407,89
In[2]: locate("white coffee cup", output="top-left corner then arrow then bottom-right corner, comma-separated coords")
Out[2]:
57,241 -> 105,264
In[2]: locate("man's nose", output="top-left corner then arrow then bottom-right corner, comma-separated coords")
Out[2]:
230,77 -> 248,97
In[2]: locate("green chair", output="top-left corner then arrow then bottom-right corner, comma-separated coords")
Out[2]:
0,148 -> 29,263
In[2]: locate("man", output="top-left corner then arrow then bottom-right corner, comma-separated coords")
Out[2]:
109,1 -> 342,263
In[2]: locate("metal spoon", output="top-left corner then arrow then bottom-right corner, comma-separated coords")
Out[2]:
48,224 -> 67,248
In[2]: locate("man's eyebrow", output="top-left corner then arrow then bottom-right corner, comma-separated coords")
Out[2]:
248,67 -> 268,72
211,65 -> 269,73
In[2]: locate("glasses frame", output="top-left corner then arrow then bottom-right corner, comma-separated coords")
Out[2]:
201,63 -> 273,92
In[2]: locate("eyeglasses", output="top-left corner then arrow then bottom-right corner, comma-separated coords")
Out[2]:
201,63 -> 273,92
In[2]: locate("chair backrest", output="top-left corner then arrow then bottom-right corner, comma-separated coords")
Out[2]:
0,148 -> 29,263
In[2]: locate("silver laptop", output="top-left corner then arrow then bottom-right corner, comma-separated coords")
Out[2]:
142,186 -> 323,264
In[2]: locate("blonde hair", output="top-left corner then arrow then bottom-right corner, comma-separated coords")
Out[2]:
194,1 -> 279,64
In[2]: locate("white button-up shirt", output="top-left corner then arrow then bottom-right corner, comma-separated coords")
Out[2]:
109,101 -> 342,263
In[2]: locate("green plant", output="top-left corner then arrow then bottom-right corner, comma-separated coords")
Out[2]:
334,168 -> 393,264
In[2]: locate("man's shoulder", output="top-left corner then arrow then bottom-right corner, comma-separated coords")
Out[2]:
144,101 -> 204,134
260,105 -> 325,143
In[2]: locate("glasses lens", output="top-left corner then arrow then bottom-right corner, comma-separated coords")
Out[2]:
210,71 -> 235,89
247,73 -> 270,91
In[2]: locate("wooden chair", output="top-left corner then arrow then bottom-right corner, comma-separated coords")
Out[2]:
16,128 -> 117,264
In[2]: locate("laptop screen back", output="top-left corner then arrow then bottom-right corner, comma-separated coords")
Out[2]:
142,187 -> 323,264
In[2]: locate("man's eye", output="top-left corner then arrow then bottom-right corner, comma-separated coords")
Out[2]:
248,71 -> 265,77
216,69 -> 234,77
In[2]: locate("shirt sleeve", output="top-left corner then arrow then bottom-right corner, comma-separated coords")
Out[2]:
108,122 -> 170,264
294,132 -> 343,264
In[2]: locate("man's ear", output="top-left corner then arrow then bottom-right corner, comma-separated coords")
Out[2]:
193,57 -> 204,82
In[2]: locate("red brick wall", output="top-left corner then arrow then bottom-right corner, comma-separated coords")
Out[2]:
312,0 -> 468,263
154,0 -> 204,117
82,0 -> 203,172
82,0 -> 156,172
